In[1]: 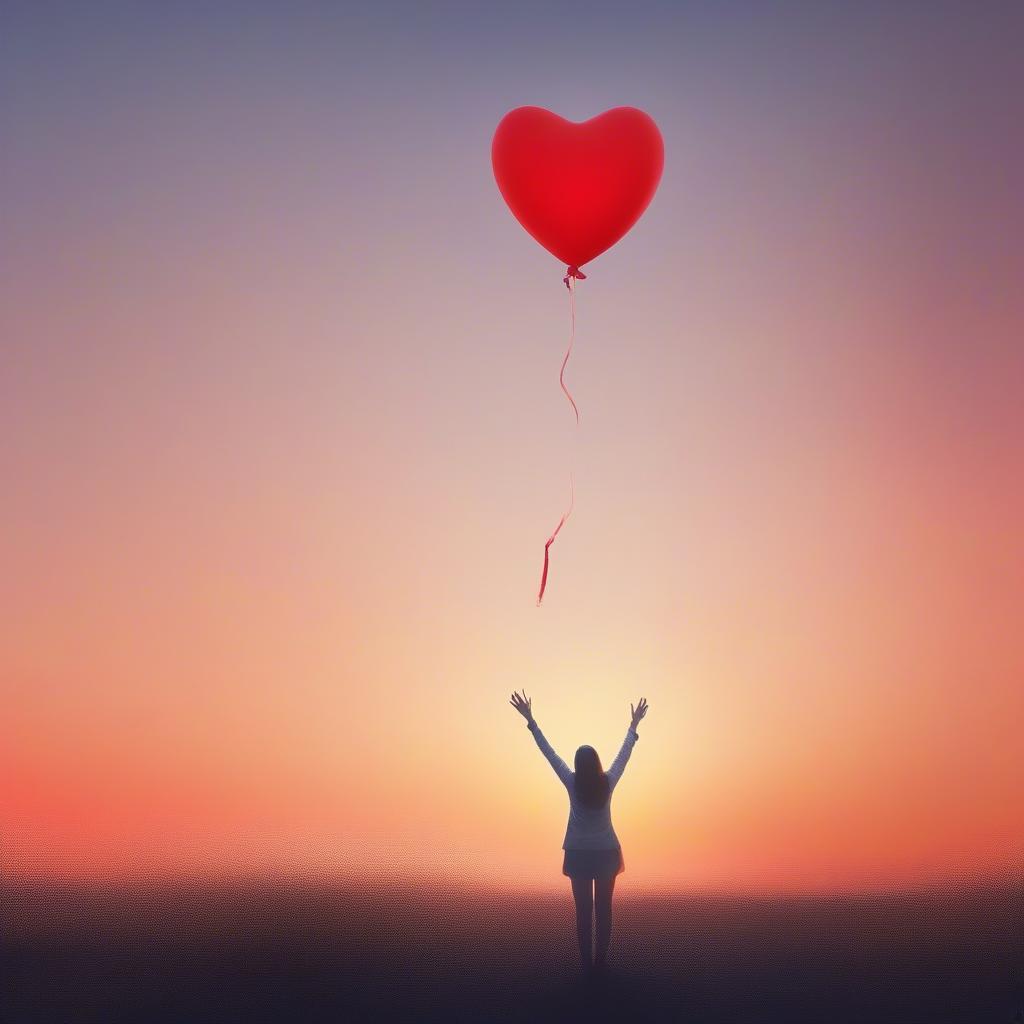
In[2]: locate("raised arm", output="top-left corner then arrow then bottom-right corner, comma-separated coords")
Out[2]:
608,697 -> 648,789
509,690 -> 573,789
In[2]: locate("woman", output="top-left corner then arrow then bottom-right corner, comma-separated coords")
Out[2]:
509,690 -> 649,975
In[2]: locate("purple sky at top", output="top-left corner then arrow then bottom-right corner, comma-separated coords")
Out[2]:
2,2 -> 1022,887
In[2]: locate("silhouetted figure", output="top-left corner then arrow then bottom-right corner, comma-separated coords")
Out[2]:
510,690 -> 649,975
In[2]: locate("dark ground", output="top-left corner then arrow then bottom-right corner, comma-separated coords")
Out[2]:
3,876 -> 1021,1023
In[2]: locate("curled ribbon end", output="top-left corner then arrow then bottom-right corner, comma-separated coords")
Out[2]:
536,482 -> 574,605
537,536 -> 553,605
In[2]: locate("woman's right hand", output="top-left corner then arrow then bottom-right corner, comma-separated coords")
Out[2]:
630,697 -> 649,732
509,690 -> 534,723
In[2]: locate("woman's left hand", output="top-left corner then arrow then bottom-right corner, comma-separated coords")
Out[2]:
509,690 -> 534,723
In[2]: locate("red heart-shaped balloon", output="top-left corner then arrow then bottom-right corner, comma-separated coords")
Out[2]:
492,106 -> 664,272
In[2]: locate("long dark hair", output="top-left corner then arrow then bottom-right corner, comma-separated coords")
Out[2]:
573,745 -> 610,809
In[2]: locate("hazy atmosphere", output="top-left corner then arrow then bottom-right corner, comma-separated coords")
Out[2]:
4,1 -> 1022,898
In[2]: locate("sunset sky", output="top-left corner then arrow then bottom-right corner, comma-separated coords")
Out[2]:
3,2 -> 1022,893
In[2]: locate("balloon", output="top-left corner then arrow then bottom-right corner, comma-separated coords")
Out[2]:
491,106 -> 664,273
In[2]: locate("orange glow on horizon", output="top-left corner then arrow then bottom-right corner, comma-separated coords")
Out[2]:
3,4 -> 1022,895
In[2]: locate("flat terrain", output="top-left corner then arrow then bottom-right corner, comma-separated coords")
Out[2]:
3,877 -> 1021,1023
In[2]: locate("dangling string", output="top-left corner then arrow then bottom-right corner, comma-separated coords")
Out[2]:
559,267 -> 583,423
537,266 -> 585,605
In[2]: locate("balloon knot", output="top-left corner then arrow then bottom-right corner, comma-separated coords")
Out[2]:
563,265 -> 587,289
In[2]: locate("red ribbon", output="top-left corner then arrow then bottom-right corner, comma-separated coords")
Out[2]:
537,476 -> 574,606
537,268 -> 584,605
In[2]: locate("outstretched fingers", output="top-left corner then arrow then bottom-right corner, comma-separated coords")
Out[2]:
510,690 -> 533,719
631,697 -> 649,725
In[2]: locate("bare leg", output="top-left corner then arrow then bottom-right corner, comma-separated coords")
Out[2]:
594,874 -> 615,969
570,876 -> 594,970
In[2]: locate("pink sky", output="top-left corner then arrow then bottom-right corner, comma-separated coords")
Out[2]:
2,3 -> 1022,892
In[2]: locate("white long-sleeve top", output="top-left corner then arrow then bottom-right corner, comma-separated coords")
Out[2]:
527,720 -> 639,850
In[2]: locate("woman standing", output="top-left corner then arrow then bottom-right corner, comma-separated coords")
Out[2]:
509,690 -> 649,975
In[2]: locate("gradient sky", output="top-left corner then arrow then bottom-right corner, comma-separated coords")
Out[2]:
3,2 -> 1022,892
